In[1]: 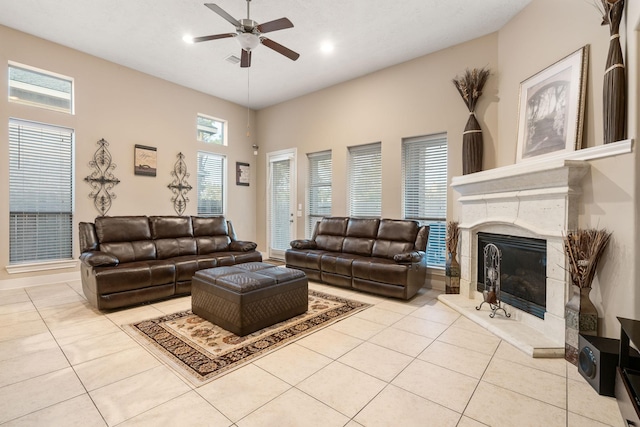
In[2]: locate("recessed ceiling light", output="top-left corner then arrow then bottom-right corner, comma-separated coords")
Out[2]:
182,34 -> 194,44
320,41 -> 334,54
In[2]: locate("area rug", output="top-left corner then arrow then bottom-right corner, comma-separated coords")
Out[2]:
124,290 -> 371,386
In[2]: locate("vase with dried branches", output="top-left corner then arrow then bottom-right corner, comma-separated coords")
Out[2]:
445,221 -> 460,294
599,0 -> 626,144
563,228 -> 612,364
453,67 -> 490,174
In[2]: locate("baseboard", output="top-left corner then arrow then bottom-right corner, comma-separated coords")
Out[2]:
0,271 -> 81,291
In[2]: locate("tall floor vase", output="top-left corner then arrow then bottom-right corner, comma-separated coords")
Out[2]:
462,113 -> 483,175
445,251 -> 460,294
603,0 -> 626,144
565,285 -> 598,365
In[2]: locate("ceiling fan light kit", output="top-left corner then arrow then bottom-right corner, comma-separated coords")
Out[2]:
188,1 -> 300,68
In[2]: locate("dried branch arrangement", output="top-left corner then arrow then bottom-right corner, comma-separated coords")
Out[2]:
563,228 -> 612,288
452,67 -> 491,113
446,221 -> 460,254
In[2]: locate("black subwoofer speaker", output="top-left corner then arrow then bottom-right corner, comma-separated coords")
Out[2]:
578,334 -> 640,397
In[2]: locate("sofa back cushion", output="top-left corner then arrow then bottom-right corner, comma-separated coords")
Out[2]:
155,238 -> 198,259
341,218 -> 379,256
372,219 -> 419,259
95,216 -> 156,262
149,216 -> 193,239
192,216 -> 228,236
315,217 -> 349,251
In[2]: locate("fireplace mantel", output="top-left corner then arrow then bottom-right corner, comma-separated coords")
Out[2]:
439,140 -> 633,357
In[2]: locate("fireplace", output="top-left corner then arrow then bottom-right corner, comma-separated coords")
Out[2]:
476,233 -> 547,319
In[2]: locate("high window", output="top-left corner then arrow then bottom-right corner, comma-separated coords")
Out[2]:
197,114 -> 226,145
348,142 -> 381,217
307,151 -> 332,237
197,152 -> 225,216
8,62 -> 74,114
402,133 -> 448,268
9,119 -> 74,264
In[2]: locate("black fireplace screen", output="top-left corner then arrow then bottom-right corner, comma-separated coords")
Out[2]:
476,232 -> 547,319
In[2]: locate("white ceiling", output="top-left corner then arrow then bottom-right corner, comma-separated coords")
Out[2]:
0,0 -> 531,109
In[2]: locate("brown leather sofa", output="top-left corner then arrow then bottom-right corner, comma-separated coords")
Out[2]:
79,215 -> 261,310
285,217 -> 429,300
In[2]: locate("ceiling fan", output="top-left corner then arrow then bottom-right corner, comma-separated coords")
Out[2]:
188,1 -> 300,68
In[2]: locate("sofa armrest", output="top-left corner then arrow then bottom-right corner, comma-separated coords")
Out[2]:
80,251 -> 119,267
290,239 -> 317,250
393,251 -> 424,264
230,241 -> 258,252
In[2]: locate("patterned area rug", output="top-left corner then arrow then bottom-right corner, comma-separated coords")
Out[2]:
124,290 -> 371,386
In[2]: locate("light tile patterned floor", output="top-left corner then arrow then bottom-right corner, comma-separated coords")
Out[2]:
0,278 -> 627,426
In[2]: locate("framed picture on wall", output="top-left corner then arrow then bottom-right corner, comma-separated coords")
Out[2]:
134,144 -> 157,176
516,45 -> 589,163
236,162 -> 250,186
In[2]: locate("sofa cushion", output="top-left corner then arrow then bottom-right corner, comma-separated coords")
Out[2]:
316,235 -> 345,252
342,237 -> 375,256
95,216 -> 151,243
321,253 -> 365,276
196,236 -> 231,253
149,216 -> 193,239
155,237 -> 197,259
192,216 -> 228,236
317,217 -> 349,236
346,218 -> 379,238
100,240 -> 156,263
93,259 -> 175,294
372,219 -> 419,259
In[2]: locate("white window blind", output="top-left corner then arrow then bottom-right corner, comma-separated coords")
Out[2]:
9,119 -> 74,264
348,142 -> 381,217
197,152 -> 225,216
270,158 -> 292,251
307,151 -> 332,237
402,133 -> 448,268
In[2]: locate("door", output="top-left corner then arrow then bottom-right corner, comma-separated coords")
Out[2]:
267,149 -> 296,260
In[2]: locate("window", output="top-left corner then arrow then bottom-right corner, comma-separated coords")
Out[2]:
307,151 -> 332,237
197,152 -> 225,216
348,142 -> 381,217
8,62 -> 73,114
9,119 -> 74,264
197,114 -> 226,145
402,133 -> 448,268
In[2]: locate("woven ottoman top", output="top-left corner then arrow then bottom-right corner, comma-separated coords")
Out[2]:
194,262 -> 305,294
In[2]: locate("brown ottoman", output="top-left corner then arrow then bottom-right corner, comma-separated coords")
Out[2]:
191,262 -> 308,336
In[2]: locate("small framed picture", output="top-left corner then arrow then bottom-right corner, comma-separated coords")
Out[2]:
236,162 -> 250,186
516,45 -> 589,162
134,145 -> 157,176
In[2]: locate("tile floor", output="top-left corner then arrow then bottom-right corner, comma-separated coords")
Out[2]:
0,277 -> 626,427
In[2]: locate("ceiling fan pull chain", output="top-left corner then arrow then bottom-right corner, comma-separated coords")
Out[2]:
246,68 -> 251,137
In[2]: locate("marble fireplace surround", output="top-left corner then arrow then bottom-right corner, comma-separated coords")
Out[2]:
438,140 -> 632,357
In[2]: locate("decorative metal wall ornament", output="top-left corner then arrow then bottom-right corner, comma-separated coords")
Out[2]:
476,243 -> 510,318
84,138 -> 120,216
168,152 -> 193,216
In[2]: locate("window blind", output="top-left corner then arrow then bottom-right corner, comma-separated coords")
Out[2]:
402,133 -> 448,268
348,142 -> 381,217
270,159 -> 291,251
197,152 -> 225,216
307,150 -> 332,238
9,119 -> 74,264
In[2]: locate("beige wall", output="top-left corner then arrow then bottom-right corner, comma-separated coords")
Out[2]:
0,25 -> 258,283
255,33 -> 499,249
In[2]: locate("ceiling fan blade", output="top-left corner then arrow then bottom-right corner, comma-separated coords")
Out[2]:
256,17 -> 294,34
205,3 -> 241,28
260,37 -> 300,61
240,49 -> 252,68
191,33 -> 236,43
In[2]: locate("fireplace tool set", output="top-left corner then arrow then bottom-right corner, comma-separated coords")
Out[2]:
476,243 -> 511,318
